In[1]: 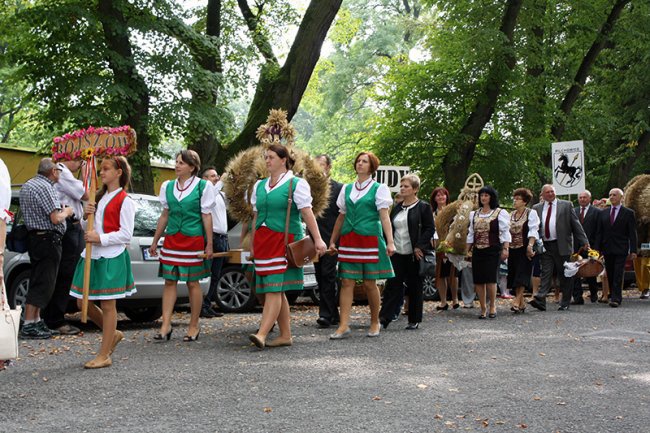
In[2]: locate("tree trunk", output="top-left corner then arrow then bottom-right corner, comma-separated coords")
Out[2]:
187,0 -> 223,169
550,0 -> 631,141
98,0 -> 154,194
441,0 -> 523,196
224,0 -> 343,161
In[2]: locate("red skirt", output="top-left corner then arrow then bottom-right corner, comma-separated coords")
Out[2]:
338,232 -> 379,263
253,226 -> 294,276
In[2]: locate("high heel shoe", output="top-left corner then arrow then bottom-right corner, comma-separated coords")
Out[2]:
452,303 -> 460,310
436,304 -> 449,311
153,328 -> 172,341
488,312 -> 497,319
183,329 -> 200,342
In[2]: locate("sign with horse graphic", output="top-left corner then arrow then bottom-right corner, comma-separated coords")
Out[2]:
552,140 -> 585,195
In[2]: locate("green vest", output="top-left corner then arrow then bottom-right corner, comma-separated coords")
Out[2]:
341,182 -> 382,237
165,179 -> 206,237
255,177 -> 303,236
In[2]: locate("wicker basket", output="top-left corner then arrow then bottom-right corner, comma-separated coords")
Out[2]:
576,259 -> 604,278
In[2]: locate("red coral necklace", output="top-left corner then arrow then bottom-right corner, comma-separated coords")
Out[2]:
176,176 -> 195,198
269,172 -> 288,189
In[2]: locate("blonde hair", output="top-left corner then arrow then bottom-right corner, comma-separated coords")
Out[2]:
400,174 -> 421,190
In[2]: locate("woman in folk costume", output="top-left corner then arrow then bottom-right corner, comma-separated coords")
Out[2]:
507,188 -> 539,313
69,156 -> 135,369
248,144 -> 327,349
431,186 -> 460,310
149,150 -> 215,342
329,151 -> 395,340
466,186 -> 511,319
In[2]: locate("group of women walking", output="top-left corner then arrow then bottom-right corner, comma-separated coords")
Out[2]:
75,146 -> 544,365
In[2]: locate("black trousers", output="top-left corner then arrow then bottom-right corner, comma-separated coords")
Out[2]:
604,254 -> 626,304
380,253 -> 423,324
315,252 -> 339,323
26,231 -> 63,309
572,276 -> 598,300
203,233 -> 229,309
43,221 -> 83,328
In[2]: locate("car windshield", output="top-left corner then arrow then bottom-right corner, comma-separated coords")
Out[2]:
132,196 -> 162,237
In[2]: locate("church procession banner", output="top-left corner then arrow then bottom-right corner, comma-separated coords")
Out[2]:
551,140 -> 585,196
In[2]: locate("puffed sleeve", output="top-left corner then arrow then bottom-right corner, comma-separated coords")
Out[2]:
293,178 -> 313,209
159,181 -> 170,209
250,180 -> 262,212
200,181 -> 216,214
375,184 -> 392,210
99,196 -> 135,247
0,158 -> 11,223
527,208 -> 540,240
336,184 -> 348,214
467,211 -> 476,243
498,209 -> 512,243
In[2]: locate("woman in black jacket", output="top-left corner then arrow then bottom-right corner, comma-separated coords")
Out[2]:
379,174 -> 435,329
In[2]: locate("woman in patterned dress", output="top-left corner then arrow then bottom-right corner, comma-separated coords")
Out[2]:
466,186 -> 511,319
70,156 -> 135,368
248,145 -> 326,349
149,150 -> 215,342
329,152 -> 395,339
507,188 -> 539,313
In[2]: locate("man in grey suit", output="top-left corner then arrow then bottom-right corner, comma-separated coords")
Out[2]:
529,184 -> 589,311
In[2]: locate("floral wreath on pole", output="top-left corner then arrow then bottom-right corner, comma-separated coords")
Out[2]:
222,109 -> 330,227
51,125 -> 137,323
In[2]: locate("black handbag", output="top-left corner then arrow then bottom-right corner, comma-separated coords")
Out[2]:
6,224 -> 28,253
418,251 -> 436,277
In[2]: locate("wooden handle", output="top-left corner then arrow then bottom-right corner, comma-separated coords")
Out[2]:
81,185 -> 96,324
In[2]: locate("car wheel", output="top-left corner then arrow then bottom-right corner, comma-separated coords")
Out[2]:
215,266 -> 257,313
285,292 -> 299,305
422,276 -> 439,301
123,306 -> 162,322
9,269 -> 30,317
309,287 -> 321,304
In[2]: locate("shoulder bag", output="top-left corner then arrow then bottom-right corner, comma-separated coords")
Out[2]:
284,178 -> 317,268
1,277 -> 21,361
415,202 -> 436,277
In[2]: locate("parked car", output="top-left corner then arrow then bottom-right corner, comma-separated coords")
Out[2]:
213,222 -> 318,313
2,191 -> 209,322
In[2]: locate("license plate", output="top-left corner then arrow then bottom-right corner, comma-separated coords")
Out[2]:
304,273 -> 317,286
142,247 -> 159,261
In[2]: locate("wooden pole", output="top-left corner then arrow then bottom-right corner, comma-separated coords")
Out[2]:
80,172 -> 95,323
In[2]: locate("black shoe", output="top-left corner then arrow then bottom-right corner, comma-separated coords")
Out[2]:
405,322 -> 419,330
20,322 -> 52,340
488,312 -> 497,319
558,305 -> 569,311
37,320 -> 59,336
183,329 -> 200,342
570,298 -> 584,305
529,298 -> 546,311
590,292 -> 599,303
210,308 -> 224,317
200,307 -> 216,318
609,301 -> 620,308
153,329 -> 173,341
436,304 -> 449,311
316,317 -> 331,328
380,318 -> 391,330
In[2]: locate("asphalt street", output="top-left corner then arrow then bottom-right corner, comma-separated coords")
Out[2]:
2,293 -> 650,433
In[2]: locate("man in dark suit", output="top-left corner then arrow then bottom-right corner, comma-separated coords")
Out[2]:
530,184 -> 588,311
595,188 -> 638,307
571,190 -> 600,304
314,155 -> 343,328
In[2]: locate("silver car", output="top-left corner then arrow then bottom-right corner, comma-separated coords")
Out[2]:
2,191 -> 208,322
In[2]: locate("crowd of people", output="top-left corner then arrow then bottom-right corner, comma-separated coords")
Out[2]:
0,149 -> 644,369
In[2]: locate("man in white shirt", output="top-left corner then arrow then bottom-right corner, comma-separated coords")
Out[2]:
201,167 -> 228,318
43,160 -> 87,335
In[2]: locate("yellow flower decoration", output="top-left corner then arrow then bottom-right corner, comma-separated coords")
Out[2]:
80,147 -> 95,160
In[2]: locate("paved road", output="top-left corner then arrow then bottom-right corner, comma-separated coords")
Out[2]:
2,294 -> 650,433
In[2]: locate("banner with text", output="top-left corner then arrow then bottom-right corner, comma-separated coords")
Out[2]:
551,140 -> 585,196
373,165 -> 410,193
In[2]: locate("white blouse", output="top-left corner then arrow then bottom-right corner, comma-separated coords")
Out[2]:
80,188 -> 135,259
336,179 -> 392,213
159,177 -> 216,214
392,207 -> 413,254
251,171 -> 313,211
467,208 -> 512,244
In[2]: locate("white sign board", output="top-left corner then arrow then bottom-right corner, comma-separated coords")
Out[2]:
552,140 -> 585,195
373,165 -> 410,193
